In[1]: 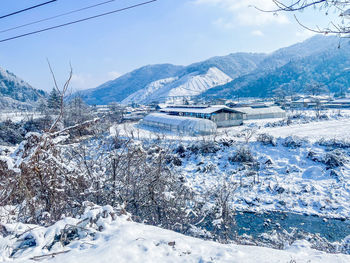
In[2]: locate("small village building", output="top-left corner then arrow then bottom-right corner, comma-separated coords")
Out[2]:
141,113 -> 217,135
290,96 -> 330,109
325,98 -> 350,108
232,106 -> 286,120
160,105 -> 244,127
213,98 -> 228,105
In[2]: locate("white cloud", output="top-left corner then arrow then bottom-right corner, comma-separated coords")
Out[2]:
195,0 -> 289,26
71,73 -> 93,90
213,18 -> 235,29
252,30 -> 264,36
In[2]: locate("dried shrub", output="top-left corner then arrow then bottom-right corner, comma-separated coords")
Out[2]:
257,133 -> 276,146
324,149 -> 348,168
282,136 -> 306,148
188,141 -> 220,154
229,147 -> 255,163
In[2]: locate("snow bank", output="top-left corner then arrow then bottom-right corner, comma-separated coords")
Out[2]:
3,205 -> 349,263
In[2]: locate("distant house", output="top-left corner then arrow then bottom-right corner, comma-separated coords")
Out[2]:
325,98 -> 350,109
160,105 -> 244,127
290,96 -> 329,109
232,106 -> 286,120
213,98 -> 227,105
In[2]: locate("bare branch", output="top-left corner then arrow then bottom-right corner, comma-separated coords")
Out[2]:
46,58 -> 60,94
48,62 -> 73,133
256,0 -> 350,35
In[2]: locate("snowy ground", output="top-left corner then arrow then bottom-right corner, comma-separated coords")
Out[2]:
2,110 -> 350,262
111,111 -> 350,219
180,139 -> 350,218
112,110 -> 350,142
0,111 -> 42,122
262,119 -> 350,142
3,205 -> 350,263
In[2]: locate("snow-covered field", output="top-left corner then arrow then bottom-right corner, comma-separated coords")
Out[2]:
3,205 -> 350,263
262,119 -> 350,141
0,111 -> 42,122
113,110 -> 350,142
111,111 -> 350,219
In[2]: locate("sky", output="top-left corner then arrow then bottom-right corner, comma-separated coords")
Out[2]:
0,0 -> 341,92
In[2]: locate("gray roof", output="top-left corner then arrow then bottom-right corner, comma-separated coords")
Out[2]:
332,98 -> 350,104
160,105 -> 243,114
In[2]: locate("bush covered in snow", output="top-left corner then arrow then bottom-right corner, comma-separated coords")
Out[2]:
317,138 -> 350,149
307,149 -> 348,169
257,133 -> 276,146
188,141 -> 220,154
0,122 -> 196,232
281,136 -> 307,148
229,146 -> 255,163
324,149 -> 348,168
0,116 -> 53,146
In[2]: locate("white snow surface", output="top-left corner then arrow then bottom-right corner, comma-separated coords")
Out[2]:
261,119 -> 350,141
0,111 -> 43,122
122,67 -> 232,104
122,77 -> 178,105
110,112 -> 350,218
4,205 -> 350,263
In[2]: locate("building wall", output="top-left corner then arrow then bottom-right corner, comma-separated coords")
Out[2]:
215,119 -> 243,127
245,112 -> 286,120
141,119 -> 216,135
211,112 -> 244,127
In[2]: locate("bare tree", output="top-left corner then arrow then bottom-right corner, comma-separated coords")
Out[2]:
47,60 -> 73,133
258,0 -> 350,35
240,128 -> 257,144
273,82 -> 296,105
305,82 -> 328,96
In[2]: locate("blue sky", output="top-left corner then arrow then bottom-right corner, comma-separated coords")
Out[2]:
0,0 -> 339,92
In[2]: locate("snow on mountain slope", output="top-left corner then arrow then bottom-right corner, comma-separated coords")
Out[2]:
167,67 -> 232,97
122,77 -> 178,105
122,67 -> 232,104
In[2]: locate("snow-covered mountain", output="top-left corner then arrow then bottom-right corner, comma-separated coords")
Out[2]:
80,64 -> 185,105
122,67 -> 232,104
0,67 -> 45,111
79,53 -> 265,105
205,35 -> 350,98
79,35 -> 347,105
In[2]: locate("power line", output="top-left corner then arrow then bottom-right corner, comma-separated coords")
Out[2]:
0,0 -> 58,20
0,0 -> 157,43
0,0 -> 119,34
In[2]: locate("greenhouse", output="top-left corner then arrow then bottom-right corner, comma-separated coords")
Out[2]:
141,113 -> 217,135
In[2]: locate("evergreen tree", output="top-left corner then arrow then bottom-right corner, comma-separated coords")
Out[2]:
47,88 -> 60,112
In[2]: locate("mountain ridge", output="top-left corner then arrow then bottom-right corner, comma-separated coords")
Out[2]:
78,35 -> 346,105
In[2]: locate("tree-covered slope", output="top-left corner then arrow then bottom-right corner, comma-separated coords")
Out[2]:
0,67 -> 46,110
204,36 -> 349,98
